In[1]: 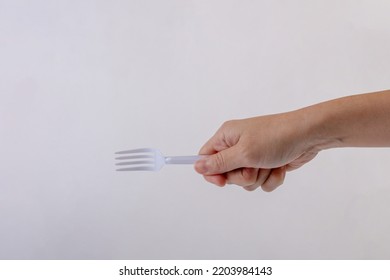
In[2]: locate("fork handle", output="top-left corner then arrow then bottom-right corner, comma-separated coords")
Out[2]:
165,155 -> 203,164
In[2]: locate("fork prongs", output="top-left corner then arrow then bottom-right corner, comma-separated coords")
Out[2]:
115,148 -> 154,155
115,148 -> 156,171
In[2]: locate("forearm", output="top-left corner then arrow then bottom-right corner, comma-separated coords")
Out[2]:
301,90 -> 390,151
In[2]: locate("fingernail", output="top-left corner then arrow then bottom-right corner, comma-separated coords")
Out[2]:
195,158 -> 209,174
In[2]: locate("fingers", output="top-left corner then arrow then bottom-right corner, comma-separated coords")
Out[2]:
198,120 -> 241,155
200,167 -> 286,192
203,174 -> 227,187
240,168 -> 272,191
244,167 -> 286,192
260,166 -> 286,192
196,120 -> 243,175
195,145 -> 243,175
225,168 -> 268,188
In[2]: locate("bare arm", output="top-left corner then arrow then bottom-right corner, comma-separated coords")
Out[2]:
304,90 -> 390,150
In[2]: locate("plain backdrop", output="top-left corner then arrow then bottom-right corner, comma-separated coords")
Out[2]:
1,0 -> 390,259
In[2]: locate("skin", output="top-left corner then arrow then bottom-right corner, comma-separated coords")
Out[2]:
194,90 -> 390,192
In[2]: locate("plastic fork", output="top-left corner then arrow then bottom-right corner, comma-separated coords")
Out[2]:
115,148 -> 202,171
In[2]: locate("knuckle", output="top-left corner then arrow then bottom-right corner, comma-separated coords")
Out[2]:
222,120 -> 234,128
204,175 -> 226,187
243,185 -> 259,192
220,119 -> 238,131
220,121 -> 230,131
226,168 -> 258,188
240,168 -> 258,185
261,167 -> 286,192
214,152 -> 226,171
261,185 -> 275,192
261,179 -> 279,192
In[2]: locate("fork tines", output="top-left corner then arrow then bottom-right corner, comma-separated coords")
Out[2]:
115,148 -> 156,171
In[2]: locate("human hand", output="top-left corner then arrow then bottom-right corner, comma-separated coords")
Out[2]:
194,112 -> 318,191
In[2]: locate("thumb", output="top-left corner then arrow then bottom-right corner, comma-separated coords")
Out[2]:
195,146 -> 242,175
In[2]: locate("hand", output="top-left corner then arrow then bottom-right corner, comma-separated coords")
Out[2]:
194,112 -> 318,191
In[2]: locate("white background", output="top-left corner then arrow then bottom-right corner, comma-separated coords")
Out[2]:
1,0 -> 390,259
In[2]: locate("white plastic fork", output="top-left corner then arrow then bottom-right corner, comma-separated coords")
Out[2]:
115,148 -> 202,171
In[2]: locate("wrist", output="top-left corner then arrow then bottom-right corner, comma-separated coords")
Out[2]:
295,102 -> 344,153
